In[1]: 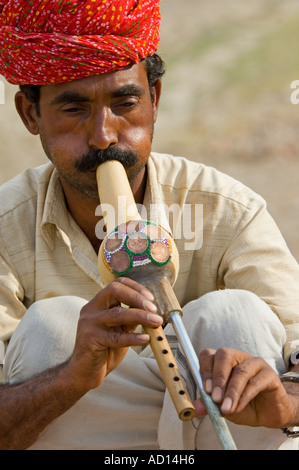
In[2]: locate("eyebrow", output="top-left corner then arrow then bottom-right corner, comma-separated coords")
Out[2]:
50,91 -> 90,106
50,84 -> 145,106
111,84 -> 145,98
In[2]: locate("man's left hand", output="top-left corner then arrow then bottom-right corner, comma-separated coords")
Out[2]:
194,348 -> 299,429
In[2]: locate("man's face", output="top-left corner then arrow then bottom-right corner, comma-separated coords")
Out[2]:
32,62 -> 160,201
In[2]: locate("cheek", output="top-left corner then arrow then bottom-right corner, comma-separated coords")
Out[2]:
123,113 -> 154,155
123,129 -> 152,169
39,124 -> 87,166
127,126 -> 152,149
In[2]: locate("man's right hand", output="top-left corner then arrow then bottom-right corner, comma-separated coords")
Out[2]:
66,277 -> 162,392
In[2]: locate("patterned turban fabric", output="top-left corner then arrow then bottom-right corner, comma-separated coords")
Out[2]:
0,0 -> 160,85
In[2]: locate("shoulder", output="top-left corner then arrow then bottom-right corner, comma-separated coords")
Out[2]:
149,152 -> 266,212
0,162 -> 54,217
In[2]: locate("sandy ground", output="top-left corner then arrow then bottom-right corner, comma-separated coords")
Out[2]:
0,0 -> 298,261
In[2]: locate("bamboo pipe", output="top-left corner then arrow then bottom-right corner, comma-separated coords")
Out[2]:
96,161 -> 195,421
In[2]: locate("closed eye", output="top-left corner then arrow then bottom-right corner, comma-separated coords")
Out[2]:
120,99 -> 138,107
113,97 -> 140,112
62,106 -> 84,113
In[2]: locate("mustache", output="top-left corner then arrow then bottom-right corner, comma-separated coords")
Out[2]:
75,147 -> 138,173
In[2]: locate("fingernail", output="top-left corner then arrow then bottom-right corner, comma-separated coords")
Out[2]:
144,299 -> 157,313
212,386 -> 222,403
142,289 -> 155,301
205,379 -> 212,394
137,334 -> 150,343
221,396 -> 233,413
147,313 -> 162,324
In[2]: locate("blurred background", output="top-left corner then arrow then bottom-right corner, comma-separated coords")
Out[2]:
0,0 -> 299,261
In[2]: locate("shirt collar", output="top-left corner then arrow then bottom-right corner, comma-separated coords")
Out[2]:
40,167 -> 71,251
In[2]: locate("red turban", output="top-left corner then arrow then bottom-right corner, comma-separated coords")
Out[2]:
0,0 -> 160,85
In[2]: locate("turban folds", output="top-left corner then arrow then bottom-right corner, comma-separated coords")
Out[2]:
0,0 -> 160,85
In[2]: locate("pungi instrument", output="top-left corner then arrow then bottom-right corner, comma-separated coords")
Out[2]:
96,160 -> 237,449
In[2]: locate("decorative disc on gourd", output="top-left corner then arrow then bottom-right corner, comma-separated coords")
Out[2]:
102,220 -> 173,275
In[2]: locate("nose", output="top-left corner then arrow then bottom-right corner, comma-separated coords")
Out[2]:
88,107 -> 118,150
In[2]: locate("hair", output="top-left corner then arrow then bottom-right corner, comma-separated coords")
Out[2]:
19,53 -> 165,117
143,53 -> 166,100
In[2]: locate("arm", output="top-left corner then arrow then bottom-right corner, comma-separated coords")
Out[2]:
0,362 -> 85,450
195,348 -> 299,429
0,277 -> 162,450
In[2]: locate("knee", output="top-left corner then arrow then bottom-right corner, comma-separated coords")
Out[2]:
181,289 -> 286,370
4,296 -> 87,383
24,295 -> 87,336
13,296 -> 87,348
184,289 -> 282,328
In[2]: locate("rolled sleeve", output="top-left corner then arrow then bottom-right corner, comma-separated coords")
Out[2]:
0,253 -> 26,345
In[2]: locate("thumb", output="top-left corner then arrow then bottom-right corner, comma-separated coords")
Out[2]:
193,397 -> 208,417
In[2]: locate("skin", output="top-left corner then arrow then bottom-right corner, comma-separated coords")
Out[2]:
196,348 -> 299,430
1,61 -> 298,449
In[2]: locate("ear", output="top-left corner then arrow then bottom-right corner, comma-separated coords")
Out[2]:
14,91 -> 40,135
151,79 -> 162,123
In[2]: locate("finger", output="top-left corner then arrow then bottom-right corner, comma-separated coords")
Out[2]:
98,278 -> 158,313
115,277 -> 155,301
193,397 -> 208,417
198,348 -> 216,393
103,328 -> 151,348
96,304 -> 163,329
221,358 -> 278,415
208,348 -> 252,404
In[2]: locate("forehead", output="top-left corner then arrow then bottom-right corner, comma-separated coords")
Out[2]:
39,62 -> 149,103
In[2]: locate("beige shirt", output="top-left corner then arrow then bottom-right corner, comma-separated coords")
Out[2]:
0,152 -> 298,363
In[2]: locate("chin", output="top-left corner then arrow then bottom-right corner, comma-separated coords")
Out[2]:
61,172 -> 100,202
126,164 -> 145,185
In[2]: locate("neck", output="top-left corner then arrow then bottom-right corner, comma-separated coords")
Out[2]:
128,166 -> 147,207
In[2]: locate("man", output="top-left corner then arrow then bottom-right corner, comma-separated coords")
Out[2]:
0,0 -> 299,450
